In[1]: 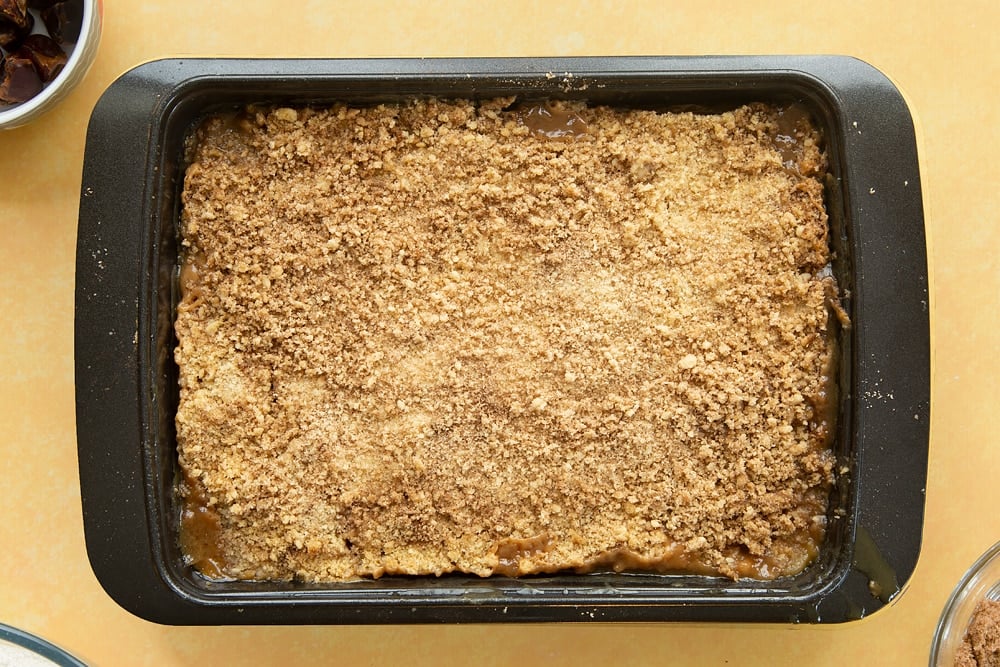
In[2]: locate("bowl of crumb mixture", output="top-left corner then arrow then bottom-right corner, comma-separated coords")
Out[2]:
931,541 -> 1000,667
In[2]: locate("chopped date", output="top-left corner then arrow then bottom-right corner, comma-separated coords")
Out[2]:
41,0 -> 82,43
0,0 -> 33,50
19,33 -> 67,82
0,51 -> 42,104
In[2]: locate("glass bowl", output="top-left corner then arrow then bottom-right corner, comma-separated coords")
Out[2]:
930,540 -> 1000,666
0,623 -> 86,666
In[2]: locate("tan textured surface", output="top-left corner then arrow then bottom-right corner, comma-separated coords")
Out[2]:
176,102 -> 833,581
0,1 -> 997,665
958,600 -> 1000,667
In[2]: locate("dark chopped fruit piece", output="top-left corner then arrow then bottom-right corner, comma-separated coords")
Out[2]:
0,21 -> 13,49
0,0 -> 30,27
41,0 -> 82,43
18,34 -> 67,82
0,0 -> 33,50
0,21 -> 20,50
0,51 -> 43,104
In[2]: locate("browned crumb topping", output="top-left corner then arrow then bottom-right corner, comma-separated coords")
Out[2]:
957,599 -> 1000,667
175,98 -> 838,582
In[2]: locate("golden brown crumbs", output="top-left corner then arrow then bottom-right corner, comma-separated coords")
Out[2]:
956,599 -> 1000,667
175,98 -> 838,582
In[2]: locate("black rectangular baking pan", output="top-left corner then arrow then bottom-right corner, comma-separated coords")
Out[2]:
74,56 -> 929,624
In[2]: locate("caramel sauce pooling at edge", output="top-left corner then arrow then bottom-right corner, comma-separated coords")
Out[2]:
177,473 -> 228,579
518,101 -> 589,139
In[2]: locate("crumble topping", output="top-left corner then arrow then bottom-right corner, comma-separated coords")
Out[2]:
956,599 -> 1000,667
175,98 -> 838,581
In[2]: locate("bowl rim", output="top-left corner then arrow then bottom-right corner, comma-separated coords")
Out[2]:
0,623 -> 87,667
0,0 -> 99,127
930,540 -> 1000,666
